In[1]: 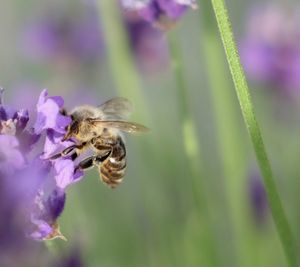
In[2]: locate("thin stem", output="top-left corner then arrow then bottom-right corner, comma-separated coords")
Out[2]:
96,0 -> 148,121
209,0 -> 297,266
95,1 -> 155,264
200,1 -> 256,266
167,30 -> 219,267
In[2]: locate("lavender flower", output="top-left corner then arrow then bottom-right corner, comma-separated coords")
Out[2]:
30,186 -> 67,240
0,88 -> 83,244
34,89 -> 71,135
122,0 -> 197,29
240,5 -> 300,95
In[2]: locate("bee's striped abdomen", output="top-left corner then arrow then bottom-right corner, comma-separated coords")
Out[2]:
100,137 -> 126,188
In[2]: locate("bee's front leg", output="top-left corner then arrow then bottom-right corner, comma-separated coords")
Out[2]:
49,143 -> 87,160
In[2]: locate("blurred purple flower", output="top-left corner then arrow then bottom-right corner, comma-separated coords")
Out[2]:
53,247 -> 83,267
248,172 -> 269,225
122,0 -> 197,29
22,8 -> 103,65
0,88 -> 87,266
0,135 -> 25,175
0,173 -> 47,267
125,13 -> 169,72
240,5 -> 300,95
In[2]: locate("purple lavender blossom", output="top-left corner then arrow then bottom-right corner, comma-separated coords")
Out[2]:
122,0 -> 197,29
125,13 -> 169,72
22,8 -> 103,66
248,172 -> 269,225
34,89 -> 84,189
0,172 -> 48,267
34,89 -> 71,135
30,186 -> 67,240
240,5 -> 300,95
30,89 -> 84,238
0,88 -> 88,266
0,89 -> 84,244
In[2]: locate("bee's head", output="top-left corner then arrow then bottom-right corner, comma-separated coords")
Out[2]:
62,119 -> 79,142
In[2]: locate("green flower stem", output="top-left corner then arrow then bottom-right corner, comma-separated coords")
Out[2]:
167,30 -> 219,267
96,0 -> 148,121
200,1 -> 255,266
209,0 -> 297,266
96,1 -> 156,263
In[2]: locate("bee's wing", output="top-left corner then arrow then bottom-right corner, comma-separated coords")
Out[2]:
98,97 -> 133,120
90,120 -> 149,134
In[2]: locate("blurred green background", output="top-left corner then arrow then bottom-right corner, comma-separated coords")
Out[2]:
1,0 -> 300,266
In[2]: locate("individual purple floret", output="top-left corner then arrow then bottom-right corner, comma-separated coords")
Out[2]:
240,5 -> 300,95
34,89 -> 71,135
122,0 -> 197,29
33,90 -> 83,189
30,187 -> 67,240
248,172 -> 269,225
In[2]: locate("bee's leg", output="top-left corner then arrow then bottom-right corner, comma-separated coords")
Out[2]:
75,151 -> 111,172
75,156 -> 94,171
49,145 -> 77,160
93,151 -> 111,164
49,143 -> 87,160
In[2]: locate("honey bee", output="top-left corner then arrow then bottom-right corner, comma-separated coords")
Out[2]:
50,97 -> 149,188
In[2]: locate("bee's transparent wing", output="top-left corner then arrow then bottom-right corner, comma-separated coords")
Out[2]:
98,97 -> 133,120
90,120 -> 149,134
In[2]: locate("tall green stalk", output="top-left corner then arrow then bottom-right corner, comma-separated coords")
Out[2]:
167,30 -> 219,267
200,1 -> 255,266
96,0 -> 148,121
209,0 -> 297,266
96,1 -> 154,265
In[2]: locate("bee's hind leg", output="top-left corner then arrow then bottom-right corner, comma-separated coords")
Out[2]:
74,151 -> 111,173
75,156 -> 94,172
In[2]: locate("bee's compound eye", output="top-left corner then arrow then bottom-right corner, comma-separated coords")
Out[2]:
60,108 -> 68,116
69,121 -> 79,134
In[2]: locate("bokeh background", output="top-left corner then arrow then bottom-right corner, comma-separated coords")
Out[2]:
1,0 -> 300,266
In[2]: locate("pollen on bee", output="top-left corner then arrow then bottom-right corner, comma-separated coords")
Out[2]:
109,157 -> 117,163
